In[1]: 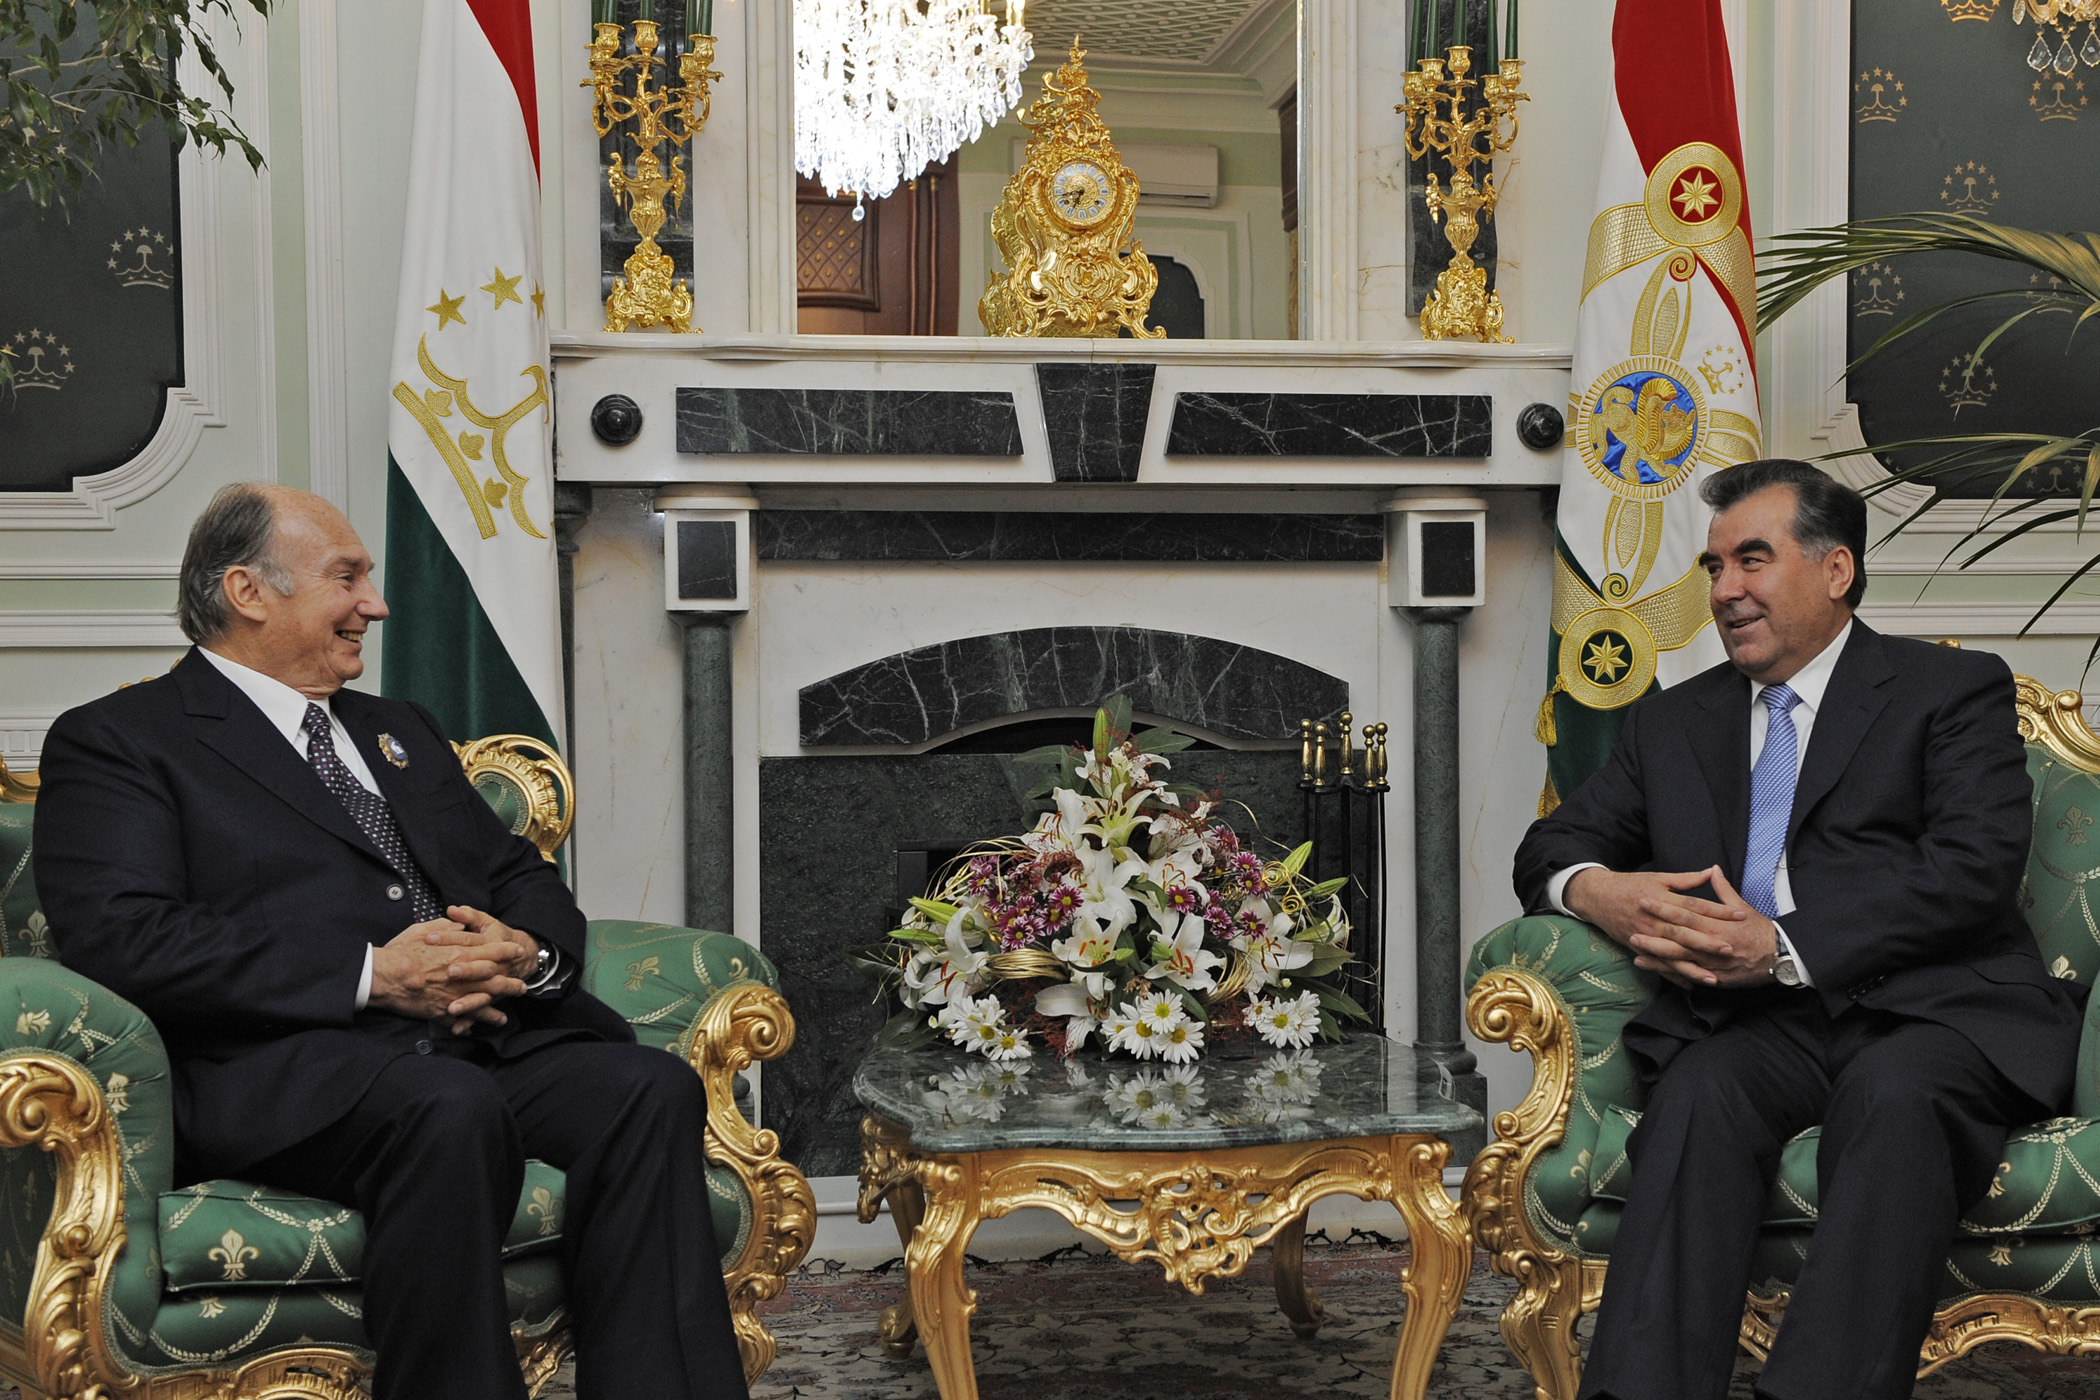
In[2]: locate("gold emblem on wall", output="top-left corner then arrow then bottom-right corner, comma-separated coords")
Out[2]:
6,330 -> 73,391
1941,159 -> 2000,213
1942,0 -> 2000,20
1852,261 -> 1904,317
979,38 -> 1163,338
107,228 -> 173,289
1940,353 -> 1998,414
1854,67 -> 1906,122
2033,75 -> 2088,120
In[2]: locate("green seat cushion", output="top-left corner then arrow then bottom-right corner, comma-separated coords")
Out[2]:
160,1161 -> 571,1293
160,1157 -> 752,1295
136,1253 -> 568,1365
0,802 -> 53,958
2023,744 -> 2100,986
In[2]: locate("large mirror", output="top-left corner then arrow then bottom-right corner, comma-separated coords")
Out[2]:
793,0 -> 1299,339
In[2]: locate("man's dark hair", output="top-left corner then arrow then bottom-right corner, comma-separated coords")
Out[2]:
178,484 -> 294,643
1699,458 -> 1868,609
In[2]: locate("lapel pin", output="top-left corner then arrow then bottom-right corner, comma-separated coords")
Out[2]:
377,733 -> 410,769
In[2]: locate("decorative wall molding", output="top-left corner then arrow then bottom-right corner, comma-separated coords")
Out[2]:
0,711 -> 58,771
1857,599 -> 2100,637
1298,0 -> 1358,340
0,561 -> 181,579
301,0 -> 351,507
747,0 -> 796,334
0,611 -> 187,649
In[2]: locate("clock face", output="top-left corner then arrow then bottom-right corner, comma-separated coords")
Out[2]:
1051,160 -> 1115,227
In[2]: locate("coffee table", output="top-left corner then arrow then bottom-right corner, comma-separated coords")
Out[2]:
854,1033 -> 1484,1400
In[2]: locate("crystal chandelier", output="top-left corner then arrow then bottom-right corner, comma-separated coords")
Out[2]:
795,0 -> 1033,215
2015,0 -> 2100,77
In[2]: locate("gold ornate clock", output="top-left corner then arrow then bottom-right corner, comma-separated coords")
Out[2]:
979,40 -> 1165,338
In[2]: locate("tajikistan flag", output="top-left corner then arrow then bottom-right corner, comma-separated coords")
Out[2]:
382,0 -> 561,750
1536,0 -> 1763,812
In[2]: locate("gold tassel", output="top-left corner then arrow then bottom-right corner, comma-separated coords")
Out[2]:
1538,772 -> 1561,819
1535,680 -> 1565,747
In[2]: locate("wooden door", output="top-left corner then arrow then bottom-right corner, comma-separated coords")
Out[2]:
796,158 -> 960,335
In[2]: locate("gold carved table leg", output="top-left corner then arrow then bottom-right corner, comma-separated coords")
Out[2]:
1271,1211 -> 1326,1338
859,1118 -> 1472,1400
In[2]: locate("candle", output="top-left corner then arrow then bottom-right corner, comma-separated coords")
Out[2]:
1427,0 -> 1438,56
1453,0 -> 1464,52
1411,0 -> 1426,64
1486,0 -> 1497,66
693,0 -> 712,35
592,0 -> 616,24
1506,0 -> 1518,59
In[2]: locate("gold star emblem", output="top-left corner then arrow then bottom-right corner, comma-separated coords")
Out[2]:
530,283 -> 546,317
1584,634 -> 1630,684
1673,171 -> 1720,220
427,289 -> 467,330
481,266 -> 524,309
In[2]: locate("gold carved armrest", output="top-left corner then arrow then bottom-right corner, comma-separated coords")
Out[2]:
686,982 -> 817,1383
0,1054 -> 129,1399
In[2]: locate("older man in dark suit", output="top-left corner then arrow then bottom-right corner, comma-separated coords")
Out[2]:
1514,460 -> 2084,1400
33,483 -> 749,1400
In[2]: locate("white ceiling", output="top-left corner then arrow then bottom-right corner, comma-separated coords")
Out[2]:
1019,0 -> 1283,68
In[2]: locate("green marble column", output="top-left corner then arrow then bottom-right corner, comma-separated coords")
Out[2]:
678,613 -> 736,933
1406,605 -> 1487,1157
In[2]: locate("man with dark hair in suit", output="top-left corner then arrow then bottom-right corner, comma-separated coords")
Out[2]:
1515,460 -> 2084,1400
33,483 -> 750,1400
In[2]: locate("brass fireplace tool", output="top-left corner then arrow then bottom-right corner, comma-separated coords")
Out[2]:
1396,44 -> 1526,343
585,17 -> 721,333
1300,713 -> 1391,1030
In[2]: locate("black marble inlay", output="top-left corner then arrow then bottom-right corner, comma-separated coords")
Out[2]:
1036,362 -> 1155,483
759,751 -> 1313,1177
1166,393 -> 1492,458
675,387 -> 1022,456
675,519 -> 738,600
799,625 -> 1349,747
756,511 -> 1384,563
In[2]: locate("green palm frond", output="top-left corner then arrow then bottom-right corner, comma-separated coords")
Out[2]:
1754,213 -> 2100,652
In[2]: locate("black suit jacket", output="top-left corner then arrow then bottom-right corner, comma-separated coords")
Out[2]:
1514,623 -> 2084,1110
33,649 -> 633,1176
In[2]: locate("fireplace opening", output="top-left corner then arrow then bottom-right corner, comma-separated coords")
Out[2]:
924,712 -> 1225,755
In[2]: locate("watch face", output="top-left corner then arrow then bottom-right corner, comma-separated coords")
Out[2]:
1051,160 -> 1114,227
1774,957 -> 1803,987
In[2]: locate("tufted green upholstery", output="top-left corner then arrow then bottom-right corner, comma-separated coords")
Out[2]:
0,774 -> 777,1376
1467,737 -> 2100,1307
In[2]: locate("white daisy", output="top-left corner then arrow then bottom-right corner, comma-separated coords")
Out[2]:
1157,1018 -> 1205,1063
1248,990 -> 1321,1049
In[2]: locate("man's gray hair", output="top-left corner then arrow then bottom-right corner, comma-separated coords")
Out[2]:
178,484 -> 295,643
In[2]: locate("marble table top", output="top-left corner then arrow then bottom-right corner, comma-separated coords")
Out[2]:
852,1033 -> 1485,1155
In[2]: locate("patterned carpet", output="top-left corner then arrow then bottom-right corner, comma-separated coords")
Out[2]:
539,1232 -> 2100,1399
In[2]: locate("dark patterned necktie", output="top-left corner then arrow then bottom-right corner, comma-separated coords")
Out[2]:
301,703 -> 442,923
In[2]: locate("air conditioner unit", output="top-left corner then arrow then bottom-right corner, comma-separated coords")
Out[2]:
1008,140 -> 1220,208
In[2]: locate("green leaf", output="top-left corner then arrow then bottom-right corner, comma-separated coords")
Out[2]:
1103,693 -> 1135,740
1312,986 -> 1369,1020
876,1009 -> 938,1048
1175,987 -> 1209,1023
1134,726 -> 1197,754
908,897 -> 961,924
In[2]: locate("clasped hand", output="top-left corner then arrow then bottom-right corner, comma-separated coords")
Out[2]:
369,905 -> 541,1035
1564,866 -> 1777,989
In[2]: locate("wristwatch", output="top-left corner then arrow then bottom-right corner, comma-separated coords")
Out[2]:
523,941 -> 556,990
1771,953 -> 1804,987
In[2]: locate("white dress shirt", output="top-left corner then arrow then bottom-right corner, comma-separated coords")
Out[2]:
1546,620 -> 1856,986
199,648 -> 381,1008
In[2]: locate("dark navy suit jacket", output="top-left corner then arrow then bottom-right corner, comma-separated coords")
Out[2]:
33,648 -> 633,1176
1514,622 -> 2084,1109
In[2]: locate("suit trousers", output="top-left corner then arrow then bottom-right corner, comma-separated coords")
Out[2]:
244,1035 -> 752,1400
1578,987 -> 2041,1400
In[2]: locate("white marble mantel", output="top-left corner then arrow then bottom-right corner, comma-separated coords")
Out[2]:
550,334 -> 1574,491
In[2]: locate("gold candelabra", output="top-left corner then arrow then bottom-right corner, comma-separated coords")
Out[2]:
1396,46 -> 1526,344
585,20 -> 720,333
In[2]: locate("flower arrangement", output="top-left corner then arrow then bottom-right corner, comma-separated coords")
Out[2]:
861,700 -> 1369,1062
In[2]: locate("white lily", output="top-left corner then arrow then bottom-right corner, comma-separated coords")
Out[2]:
1145,912 -> 1224,994
1033,981 -> 1101,1051
1050,919 -> 1122,999
903,924 -> 991,1007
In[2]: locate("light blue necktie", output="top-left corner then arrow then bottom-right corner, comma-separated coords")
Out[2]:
1743,683 -> 1802,919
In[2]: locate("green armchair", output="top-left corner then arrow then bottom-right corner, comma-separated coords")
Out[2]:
0,738 -> 813,1399
1464,673 -> 2100,1398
